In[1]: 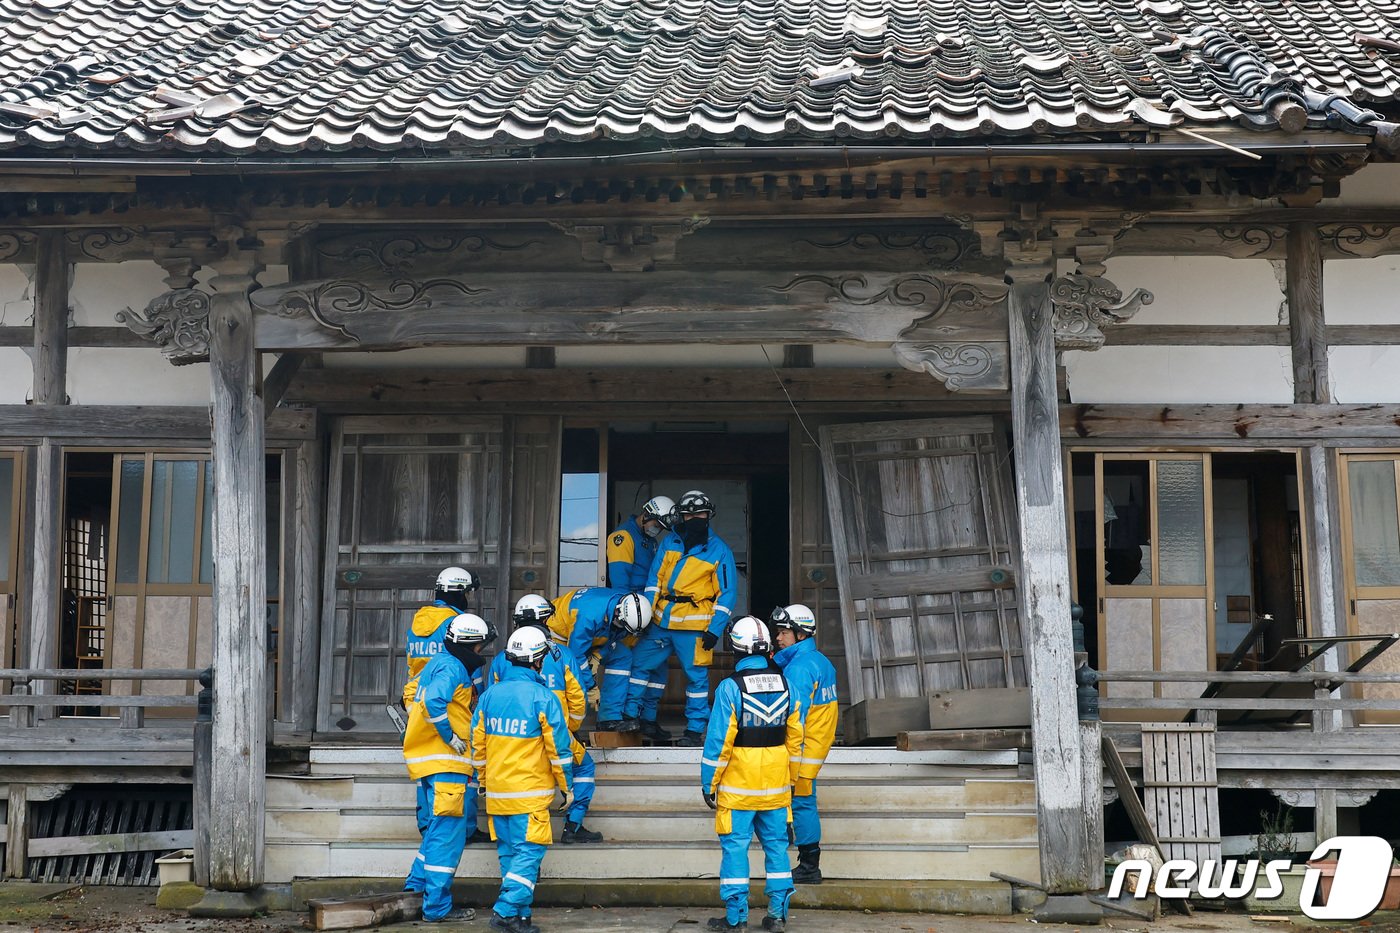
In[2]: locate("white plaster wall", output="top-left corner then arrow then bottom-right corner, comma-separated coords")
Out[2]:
0,348 -> 31,403
554,345 -> 775,367
321,347 -> 528,368
70,261 -> 165,327
1064,255 -> 1293,403
0,263 -> 31,404
814,344 -> 901,367
1324,163 -> 1400,209
1324,255 -> 1399,325
67,348 -> 211,406
1329,347 -> 1400,403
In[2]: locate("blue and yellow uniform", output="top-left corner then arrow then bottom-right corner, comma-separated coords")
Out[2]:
701,655 -> 804,929
606,516 -> 659,592
471,663 -> 573,924
774,637 -> 838,848
401,651 -> 475,921
402,601 -> 457,707
486,640 -> 594,825
548,587 -> 644,723
626,531 -> 737,734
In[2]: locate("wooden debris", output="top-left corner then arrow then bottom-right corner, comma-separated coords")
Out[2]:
306,892 -> 423,930
899,728 -> 1031,751
927,687 -> 1030,730
589,730 -> 643,748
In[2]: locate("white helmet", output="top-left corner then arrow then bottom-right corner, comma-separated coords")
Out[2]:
770,603 -> 816,637
505,625 -> 550,666
728,616 -> 771,656
612,593 -> 652,636
436,566 -> 480,593
640,495 -> 676,532
513,594 -> 554,628
444,612 -> 491,645
675,489 -> 715,519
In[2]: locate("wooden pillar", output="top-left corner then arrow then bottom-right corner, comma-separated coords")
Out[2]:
206,236 -> 267,891
1305,445 -> 1343,839
1286,223 -> 1330,404
1006,249 -> 1092,892
288,434 -> 323,733
3,784 -> 27,878
25,232 -> 68,695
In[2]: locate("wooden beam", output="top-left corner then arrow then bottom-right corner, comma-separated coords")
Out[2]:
307,892 -> 424,931
1006,246 -> 1091,893
205,238 -> 267,891
1326,324 -> 1400,346
1103,325 -> 1288,346
261,352 -> 306,419
0,326 -> 148,348
32,230 -> 68,405
287,437 -> 323,733
247,271 -> 996,351
1286,223 -> 1330,403
0,405 -> 314,440
897,728 -> 1031,751
284,367 -> 968,408
27,828 -> 192,858
1060,403 -> 1400,440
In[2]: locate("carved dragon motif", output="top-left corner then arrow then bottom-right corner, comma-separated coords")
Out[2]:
891,341 -> 997,390
116,288 -> 211,365
1049,273 -> 1153,350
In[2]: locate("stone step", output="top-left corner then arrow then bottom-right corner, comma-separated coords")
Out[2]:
265,807 -> 1038,847
264,839 -> 1042,884
267,775 -> 1037,814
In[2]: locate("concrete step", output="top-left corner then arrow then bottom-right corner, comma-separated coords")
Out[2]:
267,774 -> 1037,813
265,807 -> 1038,846
265,839 -> 1041,884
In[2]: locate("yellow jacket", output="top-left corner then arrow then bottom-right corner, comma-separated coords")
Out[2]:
402,651 -> 475,781
701,657 -> 803,812
402,603 -> 456,707
645,533 -> 737,636
470,663 -> 574,816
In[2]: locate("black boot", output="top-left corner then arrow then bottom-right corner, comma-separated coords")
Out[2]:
706,918 -> 747,931
489,913 -> 539,933
561,820 -> 603,843
761,915 -> 786,932
639,719 -> 672,742
792,843 -> 822,885
596,718 -> 638,733
677,729 -> 705,747
466,826 -> 492,845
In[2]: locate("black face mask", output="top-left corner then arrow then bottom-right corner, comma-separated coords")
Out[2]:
444,639 -> 485,673
680,516 -> 709,550
438,590 -> 471,613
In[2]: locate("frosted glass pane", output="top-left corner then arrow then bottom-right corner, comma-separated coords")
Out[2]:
162,460 -> 199,584
200,463 -> 214,584
1157,460 -> 1206,586
0,458 -> 12,582
1349,460 -> 1400,587
116,460 -> 144,584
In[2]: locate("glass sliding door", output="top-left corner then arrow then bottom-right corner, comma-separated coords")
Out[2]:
1340,454 -> 1400,724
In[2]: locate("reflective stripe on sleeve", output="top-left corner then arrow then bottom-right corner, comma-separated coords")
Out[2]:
428,712 -> 451,723
686,690 -> 709,698
702,757 -> 723,767
603,668 -> 630,676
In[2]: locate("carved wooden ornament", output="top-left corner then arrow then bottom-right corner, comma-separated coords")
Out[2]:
116,288 -> 212,364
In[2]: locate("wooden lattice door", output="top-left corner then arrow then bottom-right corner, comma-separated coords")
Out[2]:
818,417 -> 1026,707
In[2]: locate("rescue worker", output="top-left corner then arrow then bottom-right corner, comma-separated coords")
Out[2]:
487,595 -> 600,844
770,604 -> 839,885
701,616 -> 803,933
546,587 -> 652,732
606,494 -> 675,591
401,612 -> 491,924
402,566 -> 483,708
625,490 -> 738,747
472,626 -> 574,933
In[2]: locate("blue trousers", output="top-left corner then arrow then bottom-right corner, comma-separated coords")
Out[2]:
597,641 -> 639,722
719,807 -> 793,925
568,748 -> 595,824
489,811 -> 550,919
626,627 -> 711,733
792,782 -> 820,846
404,774 -> 469,921
414,773 -> 478,837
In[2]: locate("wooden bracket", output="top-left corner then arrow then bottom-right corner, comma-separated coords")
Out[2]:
551,217 -> 709,271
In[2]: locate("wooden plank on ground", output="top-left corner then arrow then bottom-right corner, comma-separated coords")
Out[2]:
1101,733 -> 1192,916
927,687 -> 1030,729
898,728 -> 1032,751
27,828 -> 193,859
307,892 -> 424,930
1141,724 -> 1220,868
589,731 -> 643,749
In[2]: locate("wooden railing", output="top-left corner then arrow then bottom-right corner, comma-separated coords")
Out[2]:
1095,669 -> 1400,724
0,668 -> 206,729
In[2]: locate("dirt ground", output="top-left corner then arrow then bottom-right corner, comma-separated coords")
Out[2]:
5,883 -> 1400,933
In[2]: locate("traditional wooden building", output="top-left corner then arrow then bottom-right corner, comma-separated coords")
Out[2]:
1,0 -> 1399,906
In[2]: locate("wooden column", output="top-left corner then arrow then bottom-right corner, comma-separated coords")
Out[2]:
4,785 -> 27,878
288,434 -> 323,733
206,237 -> 267,891
1006,248 -> 1092,893
1286,223 -> 1330,404
25,232 -> 68,694
1305,445 -> 1344,840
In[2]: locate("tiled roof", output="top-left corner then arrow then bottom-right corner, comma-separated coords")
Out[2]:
0,0 -> 1396,154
